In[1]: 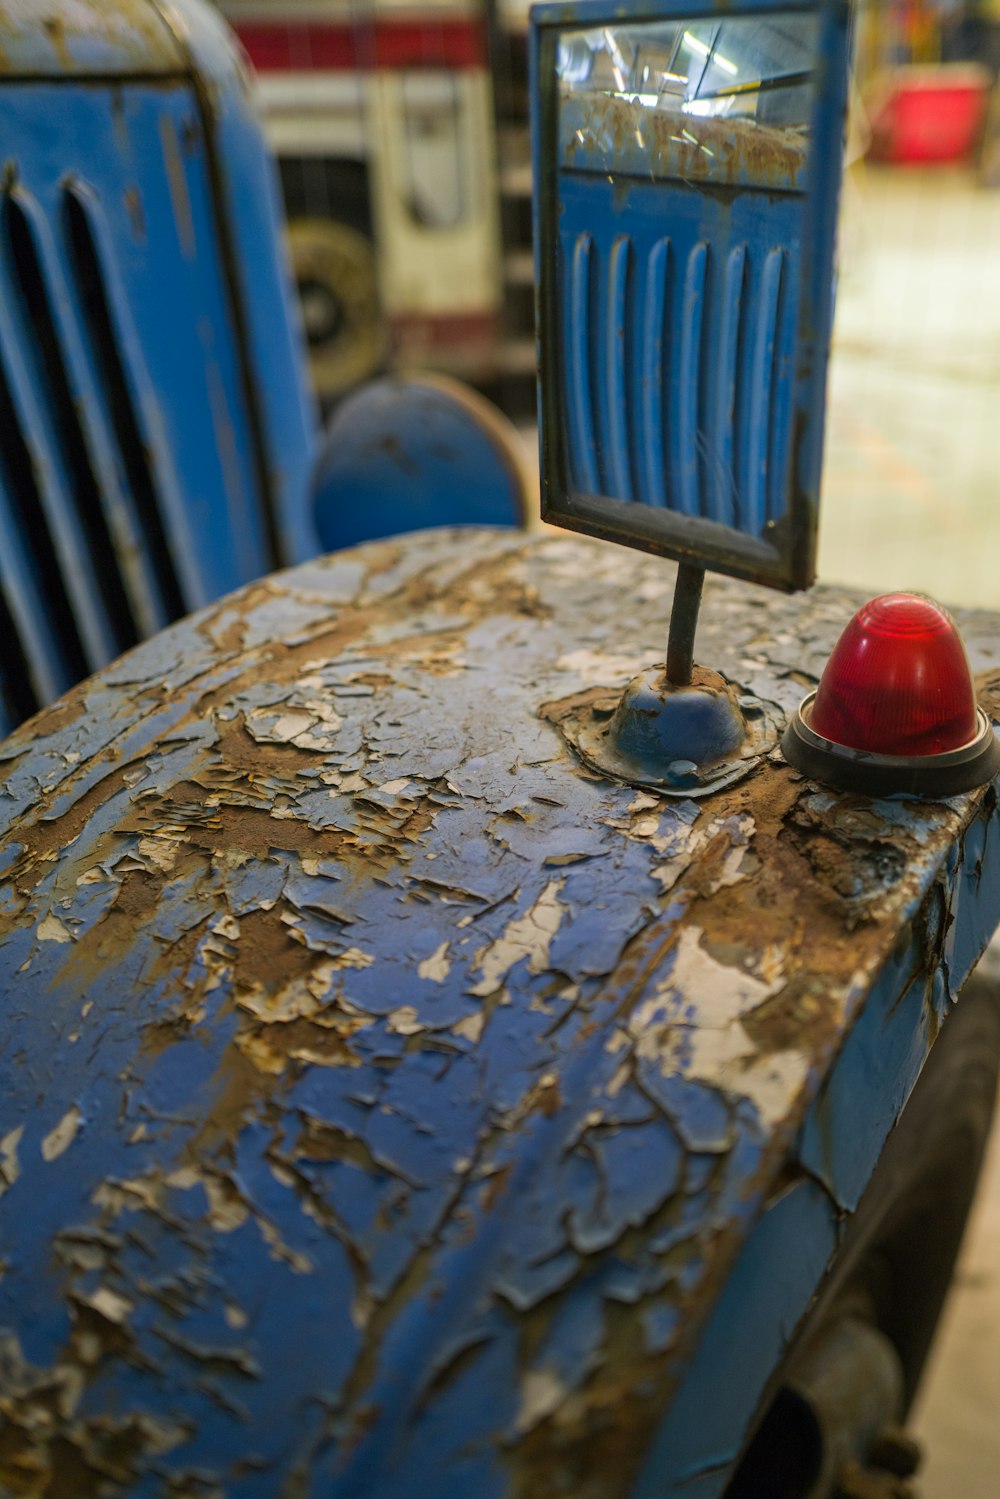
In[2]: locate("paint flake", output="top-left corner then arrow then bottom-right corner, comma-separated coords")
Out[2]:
0,1126 -> 23,1198
388,1006 -> 425,1036
79,1287 -> 133,1325
418,940 -> 451,983
333,947 -> 375,971
237,978 -> 323,1024
628,927 -> 805,1126
41,1106 -> 82,1162
251,711 -> 317,743
204,1176 -> 251,1233
453,1011 -> 484,1043
37,913 -> 71,944
470,880 -> 566,996
555,648 -> 649,684
165,1166 -> 201,1191
92,1175 -> 163,1216
516,1368 -> 569,1433
137,834 -> 181,873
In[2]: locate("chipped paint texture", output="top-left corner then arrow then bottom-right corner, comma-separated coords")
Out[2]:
1,529 -> 999,1497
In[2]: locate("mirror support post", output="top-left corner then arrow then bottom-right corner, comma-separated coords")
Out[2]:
665,563 -> 706,686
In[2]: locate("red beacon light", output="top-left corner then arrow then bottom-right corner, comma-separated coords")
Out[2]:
781,593 -> 1000,796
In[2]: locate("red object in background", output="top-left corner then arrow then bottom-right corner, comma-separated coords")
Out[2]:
867,65 -> 991,165
231,18 -> 487,72
811,593 -> 979,756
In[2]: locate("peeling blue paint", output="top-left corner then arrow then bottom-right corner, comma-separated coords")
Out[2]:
1,530 -> 999,1496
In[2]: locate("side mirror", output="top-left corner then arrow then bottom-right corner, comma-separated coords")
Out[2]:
531,0 -> 851,592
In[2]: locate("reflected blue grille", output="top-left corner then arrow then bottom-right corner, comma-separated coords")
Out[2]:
558,173 -> 799,542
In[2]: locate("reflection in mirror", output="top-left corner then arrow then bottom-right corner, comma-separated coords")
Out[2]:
558,15 -> 820,191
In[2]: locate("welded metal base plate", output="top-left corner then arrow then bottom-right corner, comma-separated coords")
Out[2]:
543,666 -> 784,797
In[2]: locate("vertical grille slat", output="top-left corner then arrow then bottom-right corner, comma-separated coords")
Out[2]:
0,579 -> 41,732
675,241 -> 708,518
0,386 -> 84,713
605,235 -> 634,503
63,189 -> 187,631
709,241 -> 748,530
568,233 -> 598,495
0,275 -> 116,689
767,254 -> 795,529
746,247 -> 786,535
640,238 -> 671,510
3,194 -> 138,663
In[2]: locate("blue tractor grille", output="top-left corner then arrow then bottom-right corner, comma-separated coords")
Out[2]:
0,75 -> 309,737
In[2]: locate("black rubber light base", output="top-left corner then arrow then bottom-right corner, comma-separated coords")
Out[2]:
781,694 -> 1000,798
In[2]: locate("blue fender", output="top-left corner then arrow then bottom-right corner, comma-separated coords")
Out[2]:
312,375 -> 530,550
1,530 -> 999,1496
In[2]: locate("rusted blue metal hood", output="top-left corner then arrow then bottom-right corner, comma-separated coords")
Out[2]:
0,0 -> 184,77
1,528 -> 999,1496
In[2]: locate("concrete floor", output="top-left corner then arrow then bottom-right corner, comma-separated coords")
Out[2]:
821,164 -> 1000,609
822,163 -> 1000,1497
914,1068 -> 1000,1497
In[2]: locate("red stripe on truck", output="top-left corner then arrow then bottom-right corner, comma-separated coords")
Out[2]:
233,18 -> 487,71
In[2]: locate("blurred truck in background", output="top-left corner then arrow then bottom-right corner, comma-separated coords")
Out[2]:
215,0 -> 538,408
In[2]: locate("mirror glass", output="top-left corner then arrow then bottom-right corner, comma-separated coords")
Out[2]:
557,16 -> 819,191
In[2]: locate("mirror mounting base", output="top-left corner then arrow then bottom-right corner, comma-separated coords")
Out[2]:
545,661 -> 783,799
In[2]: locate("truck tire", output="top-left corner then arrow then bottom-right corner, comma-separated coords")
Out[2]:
286,217 -> 387,402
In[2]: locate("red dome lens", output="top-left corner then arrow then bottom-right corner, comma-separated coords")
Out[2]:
810,593 -> 978,756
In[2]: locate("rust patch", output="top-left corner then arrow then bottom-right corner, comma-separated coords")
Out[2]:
159,112 -> 195,259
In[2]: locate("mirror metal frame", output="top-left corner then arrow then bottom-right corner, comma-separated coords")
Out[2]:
530,0 -> 851,593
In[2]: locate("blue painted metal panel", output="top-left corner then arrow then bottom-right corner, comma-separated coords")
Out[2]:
634,1179 -> 842,1498
1,529 -> 999,1495
159,0 -> 320,569
532,0 -> 852,590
